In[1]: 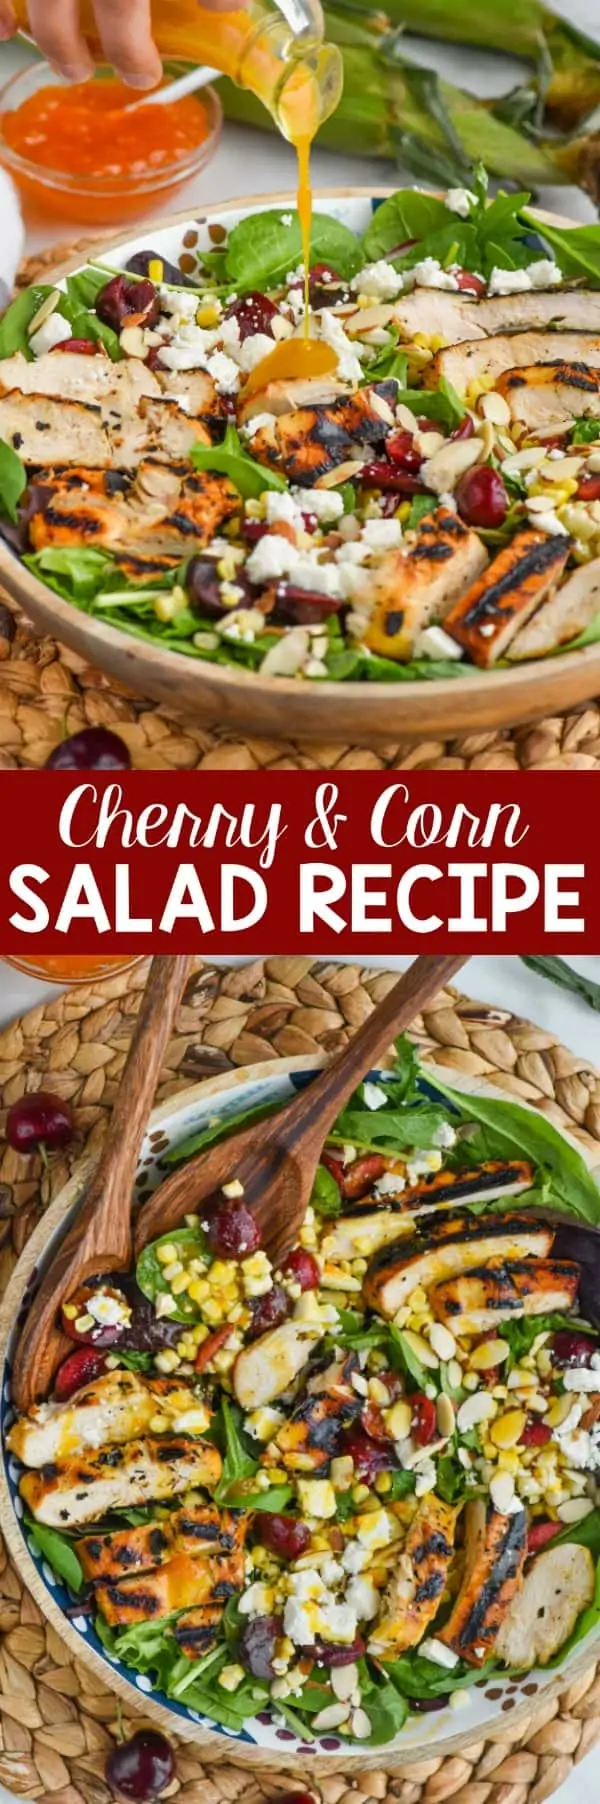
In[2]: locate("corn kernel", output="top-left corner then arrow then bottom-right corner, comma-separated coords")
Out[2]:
75,1314 -> 95,1334
171,1271 -> 191,1296
375,1472 -> 392,1494
188,1279 -> 210,1305
490,1409 -> 527,1450
196,303 -> 221,328
155,1349 -> 181,1373
163,1260 -> 183,1283
219,1663 -> 246,1692
497,1448 -> 520,1474
202,1299 -> 224,1324
148,258 -> 163,282
149,1413 -> 169,1433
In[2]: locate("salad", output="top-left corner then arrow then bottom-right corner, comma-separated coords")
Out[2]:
4,173 -> 600,683
7,1045 -> 600,1749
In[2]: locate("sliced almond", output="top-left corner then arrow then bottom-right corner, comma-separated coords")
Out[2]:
436,1392 -> 455,1439
315,460 -> 365,488
421,436 -> 483,495
479,391 -> 511,427
331,1663 -> 359,1702
27,290 -> 61,336
313,1702 -> 352,1731
260,628 -> 310,677
119,324 -> 148,358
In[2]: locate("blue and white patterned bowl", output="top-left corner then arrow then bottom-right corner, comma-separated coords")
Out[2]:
1,1054 -> 599,1766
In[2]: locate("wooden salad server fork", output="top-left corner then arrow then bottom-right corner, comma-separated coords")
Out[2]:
11,955 -> 192,1413
135,953 -> 469,1270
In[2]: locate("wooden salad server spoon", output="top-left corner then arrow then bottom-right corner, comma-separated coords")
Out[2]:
135,953 -> 469,1271
11,955 -> 192,1413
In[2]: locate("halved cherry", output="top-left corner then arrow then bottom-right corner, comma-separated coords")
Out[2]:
449,415 -> 475,442
55,1346 -> 108,1401
520,1419 -> 552,1448
454,270 -> 486,296
527,1519 -> 561,1555
576,474 -> 600,502
52,338 -> 100,355
332,1152 -> 387,1201
360,462 -> 425,494
410,1394 -> 437,1445
386,430 -> 422,471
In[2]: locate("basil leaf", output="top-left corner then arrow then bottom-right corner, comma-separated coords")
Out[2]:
191,423 -> 286,498
28,1523 -> 83,1593
0,438 -> 26,523
225,208 -> 364,290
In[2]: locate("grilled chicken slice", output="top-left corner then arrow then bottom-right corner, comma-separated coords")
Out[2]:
367,1497 -> 456,1659
496,361 -> 600,430
345,289 -> 600,349
174,1604 -> 225,1659
362,506 -> 488,660
425,331 -> 600,395
267,1353 -> 361,1473
6,1370 -> 204,1468
496,1543 -> 595,1669
20,1436 -> 222,1528
79,1504 -> 247,1583
96,1545 -> 244,1626
233,1319 -> 323,1410
431,1256 -> 580,1334
439,1501 -> 527,1666
0,350 -> 160,405
444,530 -> 572,667
507,556 -> 600,660
322,1162 -> 533,1261
28,460 -> 239,557
363,1214 -> 555,1319
0,388 -> 208,471
155,367 -> 229,436
239,376 -> 347,423
249,382 -> 396,485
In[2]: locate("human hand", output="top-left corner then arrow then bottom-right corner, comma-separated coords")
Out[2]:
0,0 -> 246,83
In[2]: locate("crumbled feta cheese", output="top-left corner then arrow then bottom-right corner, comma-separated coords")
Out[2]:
411,258 -> 459,292
336,564 -> 372,605
87,1290 -> 130,1327
243,412 -> 275,437
289,1568 -> 326,1601
245,1405 -> 285,1441
432,1119 -> 457,1147
265,490 -> 302,527
356,1509 -> 392,1550
323,1600 -> 358,1642
362,1081 -> 388,1110
406,1150 -> 443,1183
414,625 -> 464,661
344,1576 -> 379,1620
361,518 -> 403,549
246,533 -> 297,583
415,1458 -> 437,1497
238,332 -> 278,372
291,485 -> 344,522
296,1477 -> 336,1518
206,351 -> 240,394
292,559 -> 342,597
420,1637 -> 459,1669
30,312 -> 72,357
239,1582 -> 274,1616
352,259 -> 403,300
527,259 -> 563,289
219,314 -> 241,350
280,213 -> 293,225
445,188 -> 477,218
341,1541 -> 370,1575
488,267 -> 533,296
283,1598 -> 316,1643
319,309 -> 364,382
373,1172 -> 406,1198
335,540 -> 369,565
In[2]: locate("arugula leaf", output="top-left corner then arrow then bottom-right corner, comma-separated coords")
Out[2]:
500,1312 -> 577,1369
213,1398 -> 258,1502
362,336 -> 408,385
114,1349 -> 153,1373
572,419 -> 600,444
25,546 -> 116,603
362,191 -> 451,262
28,1523 -> 83,1593
164,1098 -> 281,1165
521,956 -> 600,1014
311,1162 -> 342,1217
225,208 -> 364,290
331,1103 -> 449,1151
426,1072 -> 600,1225
392,1034 -> 421,1103
191,423 -> 286,499
405,494 -> 436,531
0,439 -> 26,523
0,285 -> 53,359
136,1226 -> 208,1322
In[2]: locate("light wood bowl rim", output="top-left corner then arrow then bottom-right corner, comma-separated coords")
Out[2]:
2,188 -> 599,747
1,1048 -> 599,1771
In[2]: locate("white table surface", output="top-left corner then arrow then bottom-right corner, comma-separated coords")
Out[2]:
1,0 -> 600,1790
1,955 -> 600,1802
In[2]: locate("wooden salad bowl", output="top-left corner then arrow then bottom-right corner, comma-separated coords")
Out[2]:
1,187 -> 598,744
2,1053 -> 600,1771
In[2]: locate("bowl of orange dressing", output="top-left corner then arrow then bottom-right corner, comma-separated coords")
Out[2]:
0,62 -> 222,225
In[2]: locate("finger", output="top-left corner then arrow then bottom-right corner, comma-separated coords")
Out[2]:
0,2 -> 16,43
91,0 -> 162,87
26,0 -> 93,78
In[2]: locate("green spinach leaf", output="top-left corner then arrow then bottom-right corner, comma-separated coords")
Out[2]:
191,423 -> 287,498
362,191 -> 451,263
311,1161 -> 342,1217
225,209 -> 364,290
522,211 -> 600,286
28,1523 -> 83,1593
0,285 -> 53,359
213,1398 -> 258,1502
427,1072 -> 600,1224
0,439 -> 26,522
136,1225 -> 208,1322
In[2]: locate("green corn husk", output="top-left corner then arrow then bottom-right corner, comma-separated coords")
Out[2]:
363,0 -> 600,132
220,11 -> 563,189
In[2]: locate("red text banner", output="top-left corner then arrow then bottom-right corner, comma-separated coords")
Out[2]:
0,771 -> 596,954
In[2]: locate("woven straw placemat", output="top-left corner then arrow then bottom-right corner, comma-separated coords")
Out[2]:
0,242 -> 598,773
1,957 -> 600,1803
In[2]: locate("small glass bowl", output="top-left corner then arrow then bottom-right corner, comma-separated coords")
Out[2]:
0,59 -> 222,227
3,957 -> 145,984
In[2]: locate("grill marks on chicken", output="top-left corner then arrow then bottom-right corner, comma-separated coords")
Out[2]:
444,530 -> 573,666
439,1501 -> 528,1666
28,459 -> 240,561
249,383 -> 396,485
19,1435 -> 222,1527
431,1257 -> 580,1334
368,1498 -> 457,1658
78,1503 -> 247,1582
425,331 -> 600,394
363,506 -> 488,660
364,1213 -> 555,1320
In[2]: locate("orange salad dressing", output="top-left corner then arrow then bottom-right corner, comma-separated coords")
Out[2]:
243,133 -> 338,394
4,956 -> 142,983
2,78 -> 212,221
